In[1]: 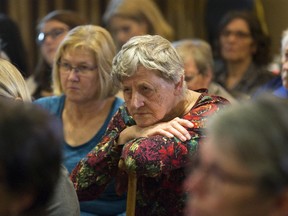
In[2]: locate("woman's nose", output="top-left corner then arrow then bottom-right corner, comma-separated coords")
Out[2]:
130,92 -> 144,108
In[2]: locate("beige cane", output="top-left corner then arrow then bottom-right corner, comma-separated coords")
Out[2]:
126,173 -> 137,216
119,159 -> 137,216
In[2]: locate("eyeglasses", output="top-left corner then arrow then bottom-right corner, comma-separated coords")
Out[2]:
189,157 -> 258,186
184,73 -> 200,83
58,61 -> 98,75
220,30 -> 251,39
37,28 -> 68,45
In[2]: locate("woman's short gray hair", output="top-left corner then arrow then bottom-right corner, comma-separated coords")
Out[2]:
112,34 -> 184,88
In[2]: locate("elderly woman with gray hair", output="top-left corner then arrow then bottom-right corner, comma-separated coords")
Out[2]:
71,34 -> 229,215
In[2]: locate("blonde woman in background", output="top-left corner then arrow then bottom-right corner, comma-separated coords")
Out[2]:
103,0 -> 174,50
34,25 -> 126,216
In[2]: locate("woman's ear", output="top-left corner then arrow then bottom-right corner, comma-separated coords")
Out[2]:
174,75 -> 184,95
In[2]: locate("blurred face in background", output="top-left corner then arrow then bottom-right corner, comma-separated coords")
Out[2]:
183,56 -> 211,90
281,41 -> 288,89
219,18 -> 256,64
59,48 -> 99,103
38,20 -> 69,66
109,16 -> 148,50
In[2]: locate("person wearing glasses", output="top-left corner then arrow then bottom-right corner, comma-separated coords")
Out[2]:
34,25 -> 126,216
173,38 -> 237,104
213,10 -> 276,100
184,96 -> 288,216
26,10 -> 87,99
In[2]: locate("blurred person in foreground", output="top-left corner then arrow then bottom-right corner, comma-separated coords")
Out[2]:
71,34 -> 229,215
185,96 -> 288,216
0,93 -> 62,215
0,58 -> 80,216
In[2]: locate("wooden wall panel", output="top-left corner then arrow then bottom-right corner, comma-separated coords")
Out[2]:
1,0 -> 280,75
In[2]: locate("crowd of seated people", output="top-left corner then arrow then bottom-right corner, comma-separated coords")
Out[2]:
0,2 -> 287,215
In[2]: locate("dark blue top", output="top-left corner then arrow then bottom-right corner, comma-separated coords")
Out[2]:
274,86 -> 288,99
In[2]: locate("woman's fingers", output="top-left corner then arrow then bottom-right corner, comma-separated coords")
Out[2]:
157,118 -> 194,141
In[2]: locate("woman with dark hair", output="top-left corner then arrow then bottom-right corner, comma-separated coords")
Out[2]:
213,10 -> 276,100
27,10 -> 87,99
0,13 -> 29,78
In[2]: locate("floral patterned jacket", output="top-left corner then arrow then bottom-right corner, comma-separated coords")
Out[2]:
70,93 -> 229,216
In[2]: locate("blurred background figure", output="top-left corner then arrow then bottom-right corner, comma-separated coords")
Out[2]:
0,13 -> 29,78
0,99 -> 62,216
213,10 -> 276,100
26,10 -> 87,99
173,38 -> 237,103
204,0 -> 267,51
102,0 -> 174,50
273,29 -> 288,98
34,25 -> 126,216
185,96 -> 288,216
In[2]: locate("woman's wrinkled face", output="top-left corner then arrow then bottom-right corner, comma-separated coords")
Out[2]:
39,20 -> 69,66
59,48 -> 99,103
122,66 -> 181,127
219,18 -> 256,63
184,137 -> 276,216
281,42 -> 288,89
109,16 -> 148,50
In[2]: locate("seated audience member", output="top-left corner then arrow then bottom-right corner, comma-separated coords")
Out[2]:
0,97 -> 62,216
0,13 -> 29,78
26,10 -> 87,99
173,38 -> 237,104
71,34 -> 229,215
34,25 -> 126,215
0,58 -> 80,216
185,96 -> 288,216
273,29 -> 288,98
254,28 -> 288,99
103,0 -> 174,50
213,10 -> 276,100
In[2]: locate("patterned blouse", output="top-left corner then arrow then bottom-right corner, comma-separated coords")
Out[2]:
71,93 -> 229,216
